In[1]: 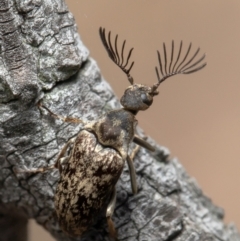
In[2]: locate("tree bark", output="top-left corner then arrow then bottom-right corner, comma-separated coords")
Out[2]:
0,0 -> 239,241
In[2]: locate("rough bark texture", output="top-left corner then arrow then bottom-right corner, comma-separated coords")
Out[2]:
0,0 -> 240,241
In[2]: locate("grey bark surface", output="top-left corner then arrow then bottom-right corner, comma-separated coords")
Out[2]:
0,0 -> 239,241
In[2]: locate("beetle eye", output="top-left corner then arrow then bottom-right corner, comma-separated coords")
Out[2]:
141,93 -> 153,106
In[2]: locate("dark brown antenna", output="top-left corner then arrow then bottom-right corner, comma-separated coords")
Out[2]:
151,41 -> 206,94
99,27 -> 134,85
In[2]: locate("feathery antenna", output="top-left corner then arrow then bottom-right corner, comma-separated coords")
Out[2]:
151,41 -> 206,94
99,27 -> 134,85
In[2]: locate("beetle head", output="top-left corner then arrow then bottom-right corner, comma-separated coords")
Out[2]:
120,84 -> 158,111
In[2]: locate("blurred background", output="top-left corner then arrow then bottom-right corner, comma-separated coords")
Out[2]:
29,1 -> 240,240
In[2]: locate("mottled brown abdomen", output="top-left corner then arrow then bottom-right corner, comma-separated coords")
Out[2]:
54,130 -> 124,237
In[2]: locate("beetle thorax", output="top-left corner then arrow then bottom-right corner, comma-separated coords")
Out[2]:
86,109 -> 137,159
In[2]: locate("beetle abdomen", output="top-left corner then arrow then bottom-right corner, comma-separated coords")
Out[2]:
54,130 -> 124,237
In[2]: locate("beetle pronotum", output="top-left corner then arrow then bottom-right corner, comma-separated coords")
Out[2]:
25,27 -> 206,240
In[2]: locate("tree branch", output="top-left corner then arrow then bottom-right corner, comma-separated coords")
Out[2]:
0,0 -> 239,241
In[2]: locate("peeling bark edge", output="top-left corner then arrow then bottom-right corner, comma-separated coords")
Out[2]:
0,0 -> 240,241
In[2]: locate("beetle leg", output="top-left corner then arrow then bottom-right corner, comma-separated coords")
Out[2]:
15,164 -> 57,174
133,135 -> 155,152
54,137 -> 75,172
106,188 -> 118,241
38,101 -> 85,124
127,145 -> 141,194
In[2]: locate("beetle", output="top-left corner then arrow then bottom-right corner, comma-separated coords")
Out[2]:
28,27 -> 206,239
